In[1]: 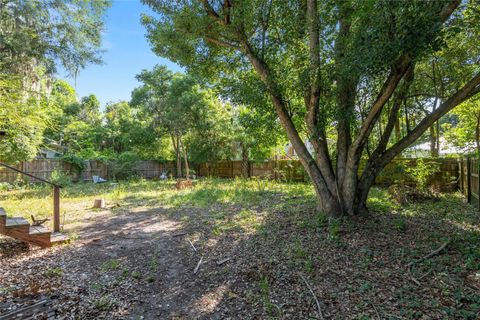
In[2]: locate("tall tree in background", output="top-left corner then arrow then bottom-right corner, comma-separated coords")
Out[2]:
142,0 -> 480,216
444,98 -> 480,155
218,71 -> 285,176
0,0 -> 110,163
133,65 -> 234,177
0,0 -> 110,79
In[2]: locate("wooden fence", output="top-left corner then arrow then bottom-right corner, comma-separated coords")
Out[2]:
459,158 -> 480,209
0,158 -> 462,194
0,159 -> 175,184
198,158 -> 459,191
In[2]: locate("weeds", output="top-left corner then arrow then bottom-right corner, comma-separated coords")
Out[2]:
94,295 -> 114,311
45,267 -> 63,277
100,259 -> 121,272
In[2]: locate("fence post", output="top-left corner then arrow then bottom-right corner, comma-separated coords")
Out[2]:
477,159 -> 480,211
459,159 -> 463,194
53,185 -> 60,232
467,158 -> 472,204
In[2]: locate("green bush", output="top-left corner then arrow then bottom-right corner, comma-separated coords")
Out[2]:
405,159 -> 440,192
62,153 -> 86,174
49,169 -> 72,187
109,152 -> 139,181
0,182 -> 11,191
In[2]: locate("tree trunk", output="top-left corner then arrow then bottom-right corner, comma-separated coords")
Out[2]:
394,118 -> 401,142
230,0 -> 467,217
181,137 -> 190,179
171,134 -> 182,178
430,125 -> 439,157
476,117 -> 480,155
241,143 -> 249,179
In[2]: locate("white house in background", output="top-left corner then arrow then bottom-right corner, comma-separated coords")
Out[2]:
36,148 -> 62,159
404,137 -> 467,158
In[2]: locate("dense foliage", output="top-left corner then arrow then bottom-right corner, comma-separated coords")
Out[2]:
0,0 -> 110,163
141,0 -> 480,215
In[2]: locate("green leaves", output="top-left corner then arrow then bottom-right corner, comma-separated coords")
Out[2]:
0,0 -> 110,77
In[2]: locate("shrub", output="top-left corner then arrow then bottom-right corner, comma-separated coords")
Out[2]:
49,169 -> 72,187
109,152 -> 139,181
62,154 -> 86,174
0,182 -> 11,191
405,159 -> 440,193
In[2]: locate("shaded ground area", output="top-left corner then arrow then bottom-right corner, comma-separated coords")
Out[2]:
1,179 -> 479,319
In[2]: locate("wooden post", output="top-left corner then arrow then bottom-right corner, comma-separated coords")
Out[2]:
273,159 -> 278,181
53,185 -> 60,232
477,159 -> 480,211
459,159 -> 463,195
467,158 -> 472,204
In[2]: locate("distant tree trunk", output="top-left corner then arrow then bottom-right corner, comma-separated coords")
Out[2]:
430,125 -> 439,157
394,118 -> 401,142
171,133 -> 182,178
181,138 -> 190,179
476,116 -> 480,155
241,143 -> 249,179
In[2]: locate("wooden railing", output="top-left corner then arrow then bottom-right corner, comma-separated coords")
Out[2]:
0,162 -> 61,232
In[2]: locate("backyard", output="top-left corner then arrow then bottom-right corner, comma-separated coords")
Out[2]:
1,179 -> 479,319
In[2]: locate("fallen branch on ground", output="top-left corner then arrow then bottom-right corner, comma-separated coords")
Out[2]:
187,239 -> 197,252
370,302 -> 381,320
194,256 -> 204,274
216,257 -> 230,266
300,274 -> 324,320
0,299 -> 49,319
172,232 -> 187,237
408,242 -> 449,267
408,267 -> 421,286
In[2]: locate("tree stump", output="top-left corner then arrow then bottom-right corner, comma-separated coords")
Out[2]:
175,179 -> 193,190
93,199 -> 106,209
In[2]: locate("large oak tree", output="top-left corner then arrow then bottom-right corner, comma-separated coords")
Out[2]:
141,0 -> 480,216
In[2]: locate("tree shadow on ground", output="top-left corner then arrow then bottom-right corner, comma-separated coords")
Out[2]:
1,187 -> 479,319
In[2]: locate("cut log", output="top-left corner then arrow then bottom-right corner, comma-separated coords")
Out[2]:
93,199 -> 106,209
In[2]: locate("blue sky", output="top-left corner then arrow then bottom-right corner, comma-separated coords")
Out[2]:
60,0 -> 181,108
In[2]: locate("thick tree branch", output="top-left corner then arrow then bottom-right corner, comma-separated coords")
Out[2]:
204,36 -> 239,49
238,38 -> 337,208
349,58 -> 412,159
334,4 -> 356,188
201,0 -> 222,23
371,65 -> 415,162
350,0 -> 459,158
380,73 -> 480,165
343,0 -> 460,214
305,0 -> 336,192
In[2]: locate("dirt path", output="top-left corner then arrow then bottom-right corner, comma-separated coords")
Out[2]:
0,207 -> 238,319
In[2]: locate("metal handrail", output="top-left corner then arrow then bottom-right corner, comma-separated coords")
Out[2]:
0,161 -> 61,232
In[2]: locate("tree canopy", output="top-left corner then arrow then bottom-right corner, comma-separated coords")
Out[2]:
0,0 -> 110,163
141,0 -> 480,215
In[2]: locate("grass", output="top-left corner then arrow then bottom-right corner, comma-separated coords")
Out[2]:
0,177 -> 314,233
